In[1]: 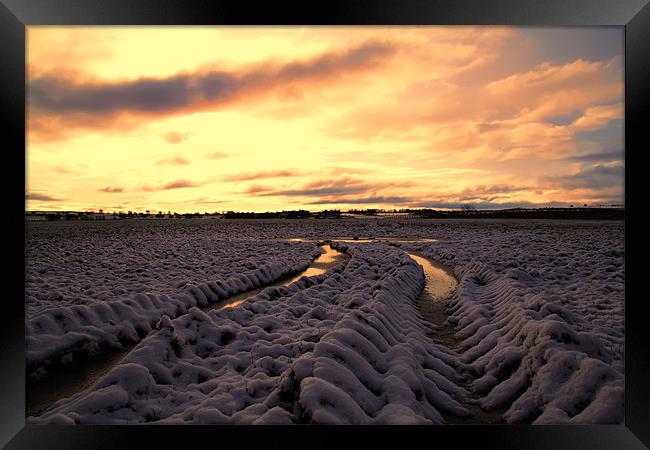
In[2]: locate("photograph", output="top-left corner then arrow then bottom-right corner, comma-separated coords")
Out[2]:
22,25 -> 627,427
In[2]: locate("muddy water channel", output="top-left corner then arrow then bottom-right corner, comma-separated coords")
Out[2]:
404,250 -> 506,424
288,237 -> 439,244
403,251 -> 463,350
408,253 -> 457,301
207,244 -> 345,310
27,244 -> 347,418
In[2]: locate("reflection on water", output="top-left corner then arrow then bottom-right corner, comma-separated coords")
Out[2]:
286,240 -> 452,301
380,238 -> 439,243
217,287 -> 268,310
407,253 -> 457,301
285,244 -> 339,284
286,237 -> 439,243
219,244 -> 344,310
333,238 -> 376,243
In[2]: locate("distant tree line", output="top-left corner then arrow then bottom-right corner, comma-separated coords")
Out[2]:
225,210 -> 313,219
405,207 -> 624,220
26,206 -> 624,221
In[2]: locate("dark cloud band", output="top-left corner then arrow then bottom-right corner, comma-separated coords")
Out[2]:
26,192 -> 62,201
29,41 -> 394,120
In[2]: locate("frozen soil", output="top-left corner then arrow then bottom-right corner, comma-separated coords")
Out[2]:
26,219 -> 624,425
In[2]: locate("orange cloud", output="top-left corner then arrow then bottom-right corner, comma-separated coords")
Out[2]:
26,27 -> 624,212
163,131 -> 191,143
26,192 -> 63,201
141,180 -> 200,191
156,155 -> 190,166
572,104 -> 623,131
205,151 -> 229,160
224,169 -> 298,182
28,40 -> 396,142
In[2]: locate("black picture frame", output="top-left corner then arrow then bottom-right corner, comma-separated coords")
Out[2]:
3,0 -> 648,448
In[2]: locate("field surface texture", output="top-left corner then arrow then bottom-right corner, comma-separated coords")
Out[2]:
25,219 -> 624,425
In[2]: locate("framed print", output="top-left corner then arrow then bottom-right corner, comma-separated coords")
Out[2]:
2,0 -> 649,448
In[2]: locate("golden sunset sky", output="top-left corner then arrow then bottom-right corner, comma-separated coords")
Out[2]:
26,27 -> 624,213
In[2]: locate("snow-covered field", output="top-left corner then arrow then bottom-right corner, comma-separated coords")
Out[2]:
26,219 -> 624,424
394,220 -> 625,424
26,220 -> 321,379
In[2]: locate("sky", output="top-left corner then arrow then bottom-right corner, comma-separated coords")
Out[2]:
25,26 -> 624,213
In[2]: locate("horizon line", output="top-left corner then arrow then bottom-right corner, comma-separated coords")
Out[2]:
25,204 -> 625,214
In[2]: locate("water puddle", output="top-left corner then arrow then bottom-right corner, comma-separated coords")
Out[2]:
285,244 -> 342,284
286,237 -> 439,243
404,251 -> 458,350
403,252 -> 505,424
210,244 -> 345,310
407,253 -> 457,301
